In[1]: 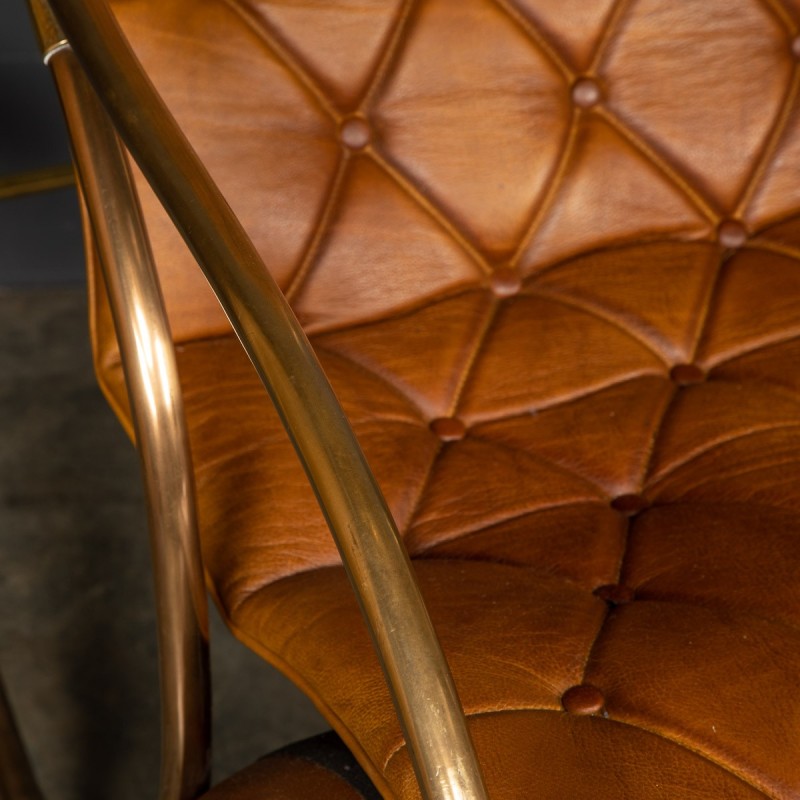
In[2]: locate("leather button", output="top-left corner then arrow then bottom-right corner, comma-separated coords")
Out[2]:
717,219 -> 748,249
594,584 -> 636,605
340,117 -> 371,149
670,363 -> 705,385
562,684 -> 605,715
792,35 -> 800,58
611,493 -> 649,515
430,417 -> 466,441
490,268 -> 522,297
571,78 -> 602,109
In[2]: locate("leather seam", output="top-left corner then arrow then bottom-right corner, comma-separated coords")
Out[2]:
528,286 -> 674,364
755,0 -> 800,39
706,329 -> 800,370
465,430 -> 609,495
359,0 -> 418,110
305,285 -> 485,339
588,0 -> 637,74
221,0 -> 338,119
602,595 -> 800,639
461,368 -> 669,427
466,373 -> 664,428
648,452 -> 800,502
596,107 -> 720,223
370,150 -> 493,276
446,298 -> 502,414
745,238 -> 800,262
490,0 -> 574,79
383,707 -> 775,798
645,421 -> 800,486
410,498 -> 609,557
685,247 -> 729,363
523,237 -> 719,284
512,107 -> 582,268
311,341 -> 429,420
285,152 -> 351,302
735,61 -> 800,217
399,443 -> 445,540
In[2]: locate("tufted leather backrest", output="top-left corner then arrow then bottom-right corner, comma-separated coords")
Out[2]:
81,3 -> 800,797
91,0 -> 800,413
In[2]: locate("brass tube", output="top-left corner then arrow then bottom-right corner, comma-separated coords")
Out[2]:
0,672 -> 45,800
50,53 -> 211,800
0,165 -> 74,201
28,3 -> 211,798
41,0 -> 488,798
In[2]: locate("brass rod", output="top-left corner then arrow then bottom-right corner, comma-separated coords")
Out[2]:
0,671 -> 45,800
0,165 -> 75,201
47,52 -> 212,800
27,3 -> 212,798
40,0 -> 488,797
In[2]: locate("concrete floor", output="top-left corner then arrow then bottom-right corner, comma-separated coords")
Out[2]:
0,287 -> 328,799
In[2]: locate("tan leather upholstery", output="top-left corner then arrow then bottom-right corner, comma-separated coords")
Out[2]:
200,733 -> 377,800
200,754 -> 366,800
88,0 -> 800,797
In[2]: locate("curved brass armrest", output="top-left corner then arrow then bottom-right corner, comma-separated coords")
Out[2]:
29,5 -> 211,799
32,0 -> 488,798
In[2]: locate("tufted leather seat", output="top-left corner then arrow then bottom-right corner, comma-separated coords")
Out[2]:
85,0 -> 800,797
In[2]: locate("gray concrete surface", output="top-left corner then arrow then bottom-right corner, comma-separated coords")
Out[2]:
0,288 -> 327,799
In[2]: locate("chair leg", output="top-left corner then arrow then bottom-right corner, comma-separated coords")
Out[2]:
0,671 -> 45,800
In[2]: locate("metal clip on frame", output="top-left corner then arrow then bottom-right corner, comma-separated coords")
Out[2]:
27,0 -> 489,798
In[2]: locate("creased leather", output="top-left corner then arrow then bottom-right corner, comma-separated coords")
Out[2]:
87,1 -> 800,797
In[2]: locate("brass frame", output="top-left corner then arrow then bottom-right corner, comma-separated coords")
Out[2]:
28,0 -> 489,798
0,165 -> 74,201
51,58 -> 211,800
29,4 -> 211,798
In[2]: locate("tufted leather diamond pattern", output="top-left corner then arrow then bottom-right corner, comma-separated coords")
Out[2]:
88,0 -> 800,797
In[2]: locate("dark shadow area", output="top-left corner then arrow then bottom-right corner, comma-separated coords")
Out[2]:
1,0 -> 85,287
1,0 -> 73,177
0,289 -> 161,798
0,65 -> 72,176
0,189 -> 85,286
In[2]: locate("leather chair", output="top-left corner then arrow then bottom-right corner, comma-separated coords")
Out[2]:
30,0 -> 800,797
